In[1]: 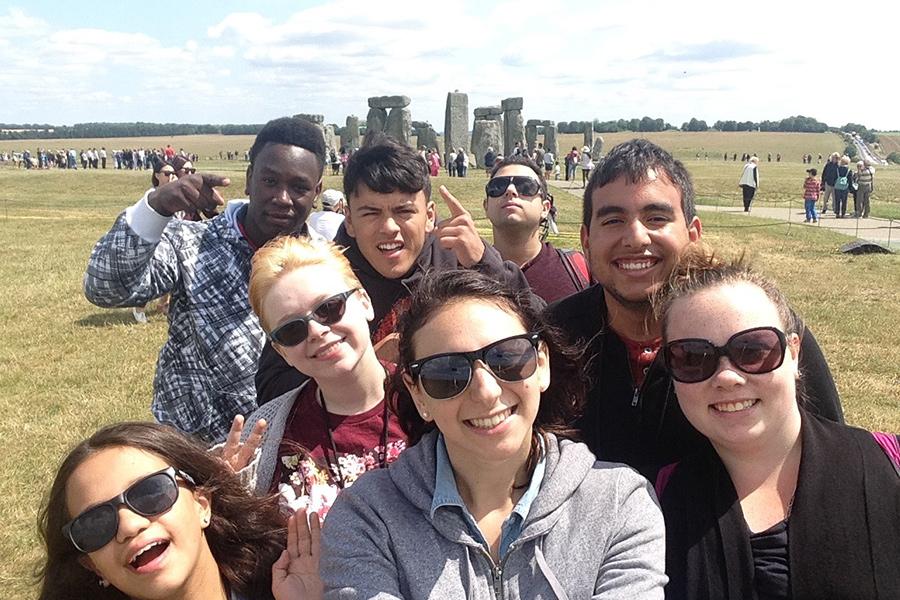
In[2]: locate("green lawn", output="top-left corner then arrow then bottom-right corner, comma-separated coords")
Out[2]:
1,144 -> 898,598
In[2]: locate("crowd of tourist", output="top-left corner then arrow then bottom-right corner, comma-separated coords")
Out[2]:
0,144 -> 201,171
33,117 -> 896,600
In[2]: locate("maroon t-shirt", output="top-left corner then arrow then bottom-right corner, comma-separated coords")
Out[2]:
273,379 -> 406,517
521,242 -> 588,304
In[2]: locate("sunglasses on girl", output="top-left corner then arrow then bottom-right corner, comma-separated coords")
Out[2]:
159,170 -> 176,177
268,289 -> 359,347
63,467 -> 195,553
485,176 -> 542,198
178,167 -> 196,175
663,326 -> 787,384
408,332 -> 540,400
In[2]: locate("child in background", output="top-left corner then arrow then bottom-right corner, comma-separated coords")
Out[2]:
803,168 -> 820,223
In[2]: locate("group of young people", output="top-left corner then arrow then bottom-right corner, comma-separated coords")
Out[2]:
38,117 -> 898,599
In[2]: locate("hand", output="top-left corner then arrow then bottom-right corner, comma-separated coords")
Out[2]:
435,185 -> 485,267
272,508 -> 323,600
220,415 -> 267,473
148,173 -> 229,217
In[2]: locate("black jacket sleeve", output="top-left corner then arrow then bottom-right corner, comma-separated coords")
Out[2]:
798,325 -> 844,423
255,340 -> 309,406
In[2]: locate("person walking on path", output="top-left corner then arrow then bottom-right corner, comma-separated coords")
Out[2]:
579,145 -> 593,188
803,168 -> 820,223
832,156 -> 852,218
820,152 -> 839,214
738,156 -> 759,212
854,160 -> 875,218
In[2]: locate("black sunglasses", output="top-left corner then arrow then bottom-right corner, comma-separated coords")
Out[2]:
408,332 -> 540,400
178,167 -> 196,175
159,170 -> 176,177
663,326 -> 787,384
63,467 -> 195,553
269,289 -> 359,347
485,176 -> 542,198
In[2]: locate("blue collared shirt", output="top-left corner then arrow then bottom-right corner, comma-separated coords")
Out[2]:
430,434 -> 546,559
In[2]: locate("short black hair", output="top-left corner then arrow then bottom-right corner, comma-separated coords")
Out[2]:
582,139 -> 695,230
343,133 -> 431,203
489,154 -> 548,199
248,117 -> 326,173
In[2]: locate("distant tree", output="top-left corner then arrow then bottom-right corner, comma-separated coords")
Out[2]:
844,144 -> 858,159
887,151 -> 900,165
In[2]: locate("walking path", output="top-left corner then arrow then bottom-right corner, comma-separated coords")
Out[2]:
548,178 -> 899,249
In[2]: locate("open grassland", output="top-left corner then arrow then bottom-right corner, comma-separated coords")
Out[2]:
1,143 -> 899,598
877,133 -> 900,155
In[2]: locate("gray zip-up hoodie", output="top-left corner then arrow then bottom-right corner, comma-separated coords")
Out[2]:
321,431 -> 666,599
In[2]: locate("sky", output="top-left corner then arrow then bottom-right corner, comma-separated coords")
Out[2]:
2,0 -> 899,131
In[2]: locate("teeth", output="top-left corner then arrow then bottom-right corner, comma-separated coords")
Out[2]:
378,242 -> 403,251
712,399 -> 756,413
618,259 -> 655,271
131,541 -> 163,565
468,408 -> 512,429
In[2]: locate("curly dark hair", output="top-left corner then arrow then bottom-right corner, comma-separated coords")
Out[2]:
36,422 -> 286,600
248,116 -> 327,173
343,133 -> 432,204
390,270 -> 585,457
583,138 -> 696,230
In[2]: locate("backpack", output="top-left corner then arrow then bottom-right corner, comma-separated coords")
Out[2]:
834,167 -> 850,191
555,248 -> 590,291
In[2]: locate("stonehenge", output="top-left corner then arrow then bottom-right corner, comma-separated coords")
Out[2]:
412,121 -> 439,151
583,122 -> 594,149
293,113 -> 338,152
471,106 -> 503,168
444,92 -> 469,165
501,97 -> 525,157
591,136 -> 604,160
340,115 -> 361,150
366,95 -> 412,146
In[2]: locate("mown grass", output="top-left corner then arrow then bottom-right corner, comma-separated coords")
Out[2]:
1,144 -> 898,599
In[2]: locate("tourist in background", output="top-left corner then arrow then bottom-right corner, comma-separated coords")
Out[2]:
803,168 -> 819,223
320,270 -> 667,598
306,189 -> 345,241
653,251 -> 899,599
483,146 -> 496,174
579,145 -> 593,188
566,146 -> 579,181
448,148 -> 457,177
820,152 -> 839,214
455,147 -> 468,177
853,160 -> 875,218
832,155 -> 852,218
428,148 -> 441,177
738,155 -> 759,212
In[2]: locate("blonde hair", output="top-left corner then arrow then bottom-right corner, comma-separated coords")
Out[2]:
652,245 -> 801,342
249,236 -> 361,332
840,155 -> 851,165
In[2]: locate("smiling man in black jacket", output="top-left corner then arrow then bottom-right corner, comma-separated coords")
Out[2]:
255,134 -> 532,404
547,139 -> 843,477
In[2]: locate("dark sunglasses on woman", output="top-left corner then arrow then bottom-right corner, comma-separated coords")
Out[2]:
63,467 -> 195,553
663,326 -> 787,384
269,289 -> 359,347
408,332 -> 540,400
485,176 -> 542,198
178,168 -> 197,175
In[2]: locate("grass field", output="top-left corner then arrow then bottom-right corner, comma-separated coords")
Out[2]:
1,136 -> 899,597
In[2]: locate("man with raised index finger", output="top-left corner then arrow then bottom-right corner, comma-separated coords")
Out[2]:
85,116 -> 326,443
254,133 -> 533,404
546,139 -> 844,477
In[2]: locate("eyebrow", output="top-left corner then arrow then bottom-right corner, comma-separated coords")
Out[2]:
595,202 -> 676,218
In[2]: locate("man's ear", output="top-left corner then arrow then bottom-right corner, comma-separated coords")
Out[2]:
541,198 -> 551,219
688,216 -> 702,242
244,163 -> 253,196
580,223 -> 591,260
343,199 -> 356,238
424,200 -> 436,233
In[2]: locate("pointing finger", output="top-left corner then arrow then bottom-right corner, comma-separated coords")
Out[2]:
201,173 -> 231,189
439,185 -> 468,218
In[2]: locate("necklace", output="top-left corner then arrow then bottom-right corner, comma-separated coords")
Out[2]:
317,386 -> 390,489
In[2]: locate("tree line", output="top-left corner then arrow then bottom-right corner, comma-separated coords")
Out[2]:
0,122 -> 264,140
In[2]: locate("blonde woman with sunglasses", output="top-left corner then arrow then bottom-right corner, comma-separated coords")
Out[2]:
319,270 -> 667,598
653,251 -> 899,599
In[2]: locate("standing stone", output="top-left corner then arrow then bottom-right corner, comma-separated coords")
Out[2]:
412,121 -> 438,151
525,120 -> 540,153
583,122 -> 594,149
323,125 -> 337,153
591,136 -> 604,161
366,107 -> 388,135
368,95 -> 411,109
342,115 -> 360,150
385,107 -> 412,146
444,92 -> 469,167
543,121 -> 558,160
471,119 -> 503,168
501,97 -> 525,157
294,113 -> 324,125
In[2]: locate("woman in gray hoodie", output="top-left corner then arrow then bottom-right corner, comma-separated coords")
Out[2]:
320,270 -> 666,599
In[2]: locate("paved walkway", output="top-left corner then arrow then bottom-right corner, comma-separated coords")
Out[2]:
548,178 -> 899,249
